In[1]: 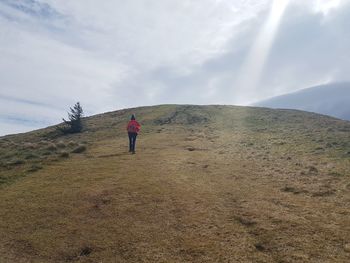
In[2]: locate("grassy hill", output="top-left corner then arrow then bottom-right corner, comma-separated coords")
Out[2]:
0,105 -> 349,262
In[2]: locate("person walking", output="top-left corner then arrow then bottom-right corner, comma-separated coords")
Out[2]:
126,114 -> 141,154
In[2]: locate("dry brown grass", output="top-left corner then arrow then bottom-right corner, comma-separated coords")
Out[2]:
0,105 -> 349,262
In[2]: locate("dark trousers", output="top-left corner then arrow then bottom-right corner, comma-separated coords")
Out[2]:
128,132 -> 137,152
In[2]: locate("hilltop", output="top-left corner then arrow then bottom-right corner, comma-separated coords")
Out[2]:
254,82 -> 350,121
0,105 -> 350,262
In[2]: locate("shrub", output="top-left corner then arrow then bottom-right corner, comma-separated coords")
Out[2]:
71,145 -> 87,153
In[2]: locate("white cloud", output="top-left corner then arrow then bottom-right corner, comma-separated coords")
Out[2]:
39,0 -> 270,68
0,0 -> 349,135
313,0 -> 344,15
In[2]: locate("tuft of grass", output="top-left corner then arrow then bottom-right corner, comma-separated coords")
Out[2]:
235,216 -> 256,226
79,246 -> 93,257
281,186 -> 307,194
68,141 -> 78,147
59,151 -> 70,158
39,140 -> 49,146
315,147 -> 324,151
23,142 -> 38,149
0,172 -> 27,185
71,145 -> 87,153
308,166 -> 318,174
56,141 -> 66,148
254,243 -> 266,251
328,171 -> 342,177
312,190 -> 335,197
46,143 -> 57,151
8,159 -> 25,166
27,164 -> 43,173
0,161 -> 6,168
25,153 -> 39,160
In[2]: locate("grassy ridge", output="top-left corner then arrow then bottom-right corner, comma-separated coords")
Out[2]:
0,105 -> 349,262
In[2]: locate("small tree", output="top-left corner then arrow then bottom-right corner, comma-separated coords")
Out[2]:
58,102 -> 84,134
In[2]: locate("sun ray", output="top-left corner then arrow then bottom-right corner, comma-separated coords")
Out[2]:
233,0 -> 290,104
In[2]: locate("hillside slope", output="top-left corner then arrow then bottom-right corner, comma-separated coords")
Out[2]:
254,82 -> 350,121
0,105 -> 350,262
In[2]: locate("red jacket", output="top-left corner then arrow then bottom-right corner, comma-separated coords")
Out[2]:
127,120 -> 141,133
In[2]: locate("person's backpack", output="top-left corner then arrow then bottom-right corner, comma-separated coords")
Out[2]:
127,121 -> 139,133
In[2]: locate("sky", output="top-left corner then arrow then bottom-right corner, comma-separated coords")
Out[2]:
0,0 -> 349,135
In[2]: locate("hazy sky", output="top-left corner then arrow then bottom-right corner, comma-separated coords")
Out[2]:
0,0 -> 349,135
